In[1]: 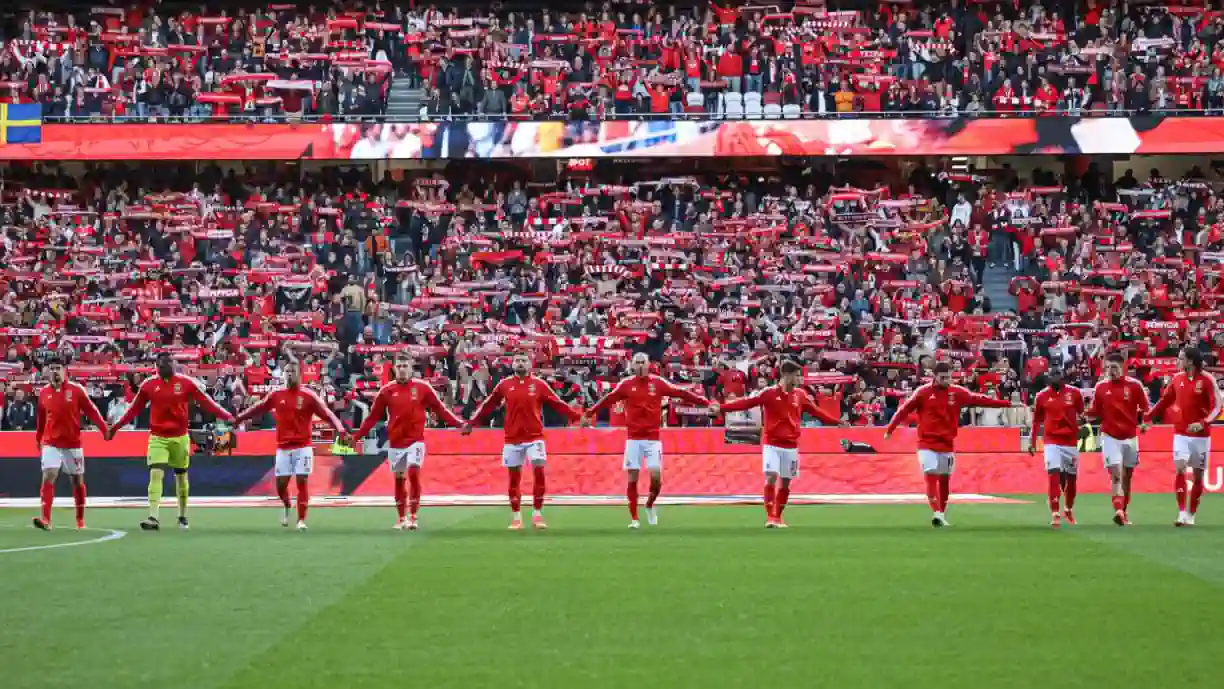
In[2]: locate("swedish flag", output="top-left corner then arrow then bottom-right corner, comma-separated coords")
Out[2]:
0,103 -> 41,144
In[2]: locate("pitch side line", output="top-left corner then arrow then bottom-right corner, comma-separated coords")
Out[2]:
0,527 -> 127,555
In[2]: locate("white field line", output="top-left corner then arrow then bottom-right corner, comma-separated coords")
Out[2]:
0,527 -> 127,555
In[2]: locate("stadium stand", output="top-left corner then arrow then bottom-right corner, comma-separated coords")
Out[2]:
1,159 -> 1222,436
3,1 -> 1223,121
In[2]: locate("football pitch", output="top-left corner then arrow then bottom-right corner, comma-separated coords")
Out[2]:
2,496 -> 1221,689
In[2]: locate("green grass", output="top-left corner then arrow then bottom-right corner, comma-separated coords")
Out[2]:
2,496 -> 1221,689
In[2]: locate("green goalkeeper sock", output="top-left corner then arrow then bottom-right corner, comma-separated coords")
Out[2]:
175,472 -> 190,518
148,468 -> 164,518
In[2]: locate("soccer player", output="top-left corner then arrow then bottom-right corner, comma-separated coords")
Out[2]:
1028,365 -> 1084,527
582,352 -> 712,529
351,354 -> 466,531
710,359 -> 840,528
462,353 -> 582,530
1147,346 -> 1221,527
108,352 -> 234,531
234,361 -> 347,531
1084,352 -> 1150,527
33,357 -> 108,531
883,362 -> 1013,527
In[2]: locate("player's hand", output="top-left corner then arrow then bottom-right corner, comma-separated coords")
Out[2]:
460,423 -> 473,436
579,414 -> 592,428
708,403 -> 721,416
838,422 -> 850,428
1139,423 -> 1150,434
1027,444 -> 1035,456
1187,422 -> 1204,434
103,427 -> 114,441
882,430 -> 892,440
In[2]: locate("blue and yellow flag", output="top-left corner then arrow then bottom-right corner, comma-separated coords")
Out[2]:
0,103 -> 41,144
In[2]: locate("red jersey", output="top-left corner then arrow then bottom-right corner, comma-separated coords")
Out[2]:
236,385 -> 344,450
885,384 -> 1011,452
1032,385 -> 1084,447
720,385 -> 838,449
1087,376 -> 1149,440
470,375 -> 581,445
36,382 -> 106,449
115,374 -> 233,438
718,369 -> 748,399
1148,371 -> 1221,438
353,379 -> 465,448
588,374 -> 710,440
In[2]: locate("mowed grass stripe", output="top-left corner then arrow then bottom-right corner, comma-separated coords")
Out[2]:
0,507 -> 481,689
219,502 -> 1224,689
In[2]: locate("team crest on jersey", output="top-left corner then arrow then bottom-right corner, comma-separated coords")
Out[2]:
410,386 -> 419,400
1195,381 -> 1203,393
65,389 -> 72,401
173,383 -> 182,394
296,396 -> 304,409
1122,389 -> 1129,400
1064,393 -> 1073,405
527,384 -> 536,396
647,383 -> 656,396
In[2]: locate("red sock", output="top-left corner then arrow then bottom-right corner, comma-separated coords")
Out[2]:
296,479 -> 309,521
407,466 -> 422,518
532,466 -> 546,511
1175,472 -> 1188,511
627,479 -> 639,520
508,470 -> 522,512
73,482 -> 86,523
776,486 -> 791,518
938,474 -> 951,512
393,476 -> 407,520
1112,494 -> 1125,512
763,482 -> 776,517
1189,476 -> 1204,514
1064,474 -> 1077,510
1047,472 -> 1062,513
924,474 -> 940,513
276,481 -> 291,509
39,480 -> 54,523
646,477 -> 661,508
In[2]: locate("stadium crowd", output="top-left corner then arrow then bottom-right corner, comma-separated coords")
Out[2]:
1,158 -> 1222,440
3,0 -> 1224,120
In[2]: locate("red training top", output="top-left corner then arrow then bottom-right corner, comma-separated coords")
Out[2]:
720,385 -> 838,449
1032,385 -> 1084,447
1086,376 -> 1149,440
36,382 -> 106,449
588,374 -> 710,440
470,375 -> 581,444
235,385 -> 345,450
115,374 -> 233,438
353,379 -> 465,447
1148,371 -> 1221,438
886,383 -> 1011,452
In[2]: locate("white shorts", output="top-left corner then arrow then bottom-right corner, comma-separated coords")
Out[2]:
918,450 -> 955,475
387,443 -> 426,473
762,445 -> 800,479
1101,434 -> 1139,469
40,446 -> 84,475
1043,444 -> 1079,474
274,447 -> 314,477
502,440 -> 547,468
1173,435 -> 1211,470
623,440 -> 663,471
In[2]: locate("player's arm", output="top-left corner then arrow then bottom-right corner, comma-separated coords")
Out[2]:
540,380 -> 583,425
1029,393 -> 1044,455
1189,377 -> 1222,431
884,389 -> 923,437
352,388 -> 390,439
961,389 -> 1013,408
660,378 -> 711,408
109,383 -> 151,437
1145,379 -> 1175,424
718,391 -> 766,414
34,394 -> 45,449
422,384 -> 466,428
79,390 -> 109,436
188,379 -> 236,422
307,389 -> 347,434
466,380 -> 506,429
799,390 -> 841,426
586,379 -> 630,421
233,393 -> 274,426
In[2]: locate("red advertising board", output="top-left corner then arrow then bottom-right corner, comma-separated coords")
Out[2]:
2,428 -> 1221,496
4,117 -> 1224,159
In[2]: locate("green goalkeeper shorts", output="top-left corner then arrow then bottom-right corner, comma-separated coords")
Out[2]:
148,435 -> 191,470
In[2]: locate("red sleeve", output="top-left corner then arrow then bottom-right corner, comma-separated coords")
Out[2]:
885,388 -> 924,434
540,380 -> 582,424
1031,391 -> 1045,438
308,389 -> 346,433
660,378 -> 710,407
588,379 -> 630,416
1147,378 -> 1176,422
423,384 -> 465,428
720,391 -> 765,413
112,382 -> 150,430
79,389 -> 107,431
234,392 -> 275,426
469,380 -> 506,427
1195,375 -> 1222,426
35,394 -> 45,446
189,378 -> 234,422
961,390 -> 1012,408
801,390 -> 839,425
353,388 -> 389,439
